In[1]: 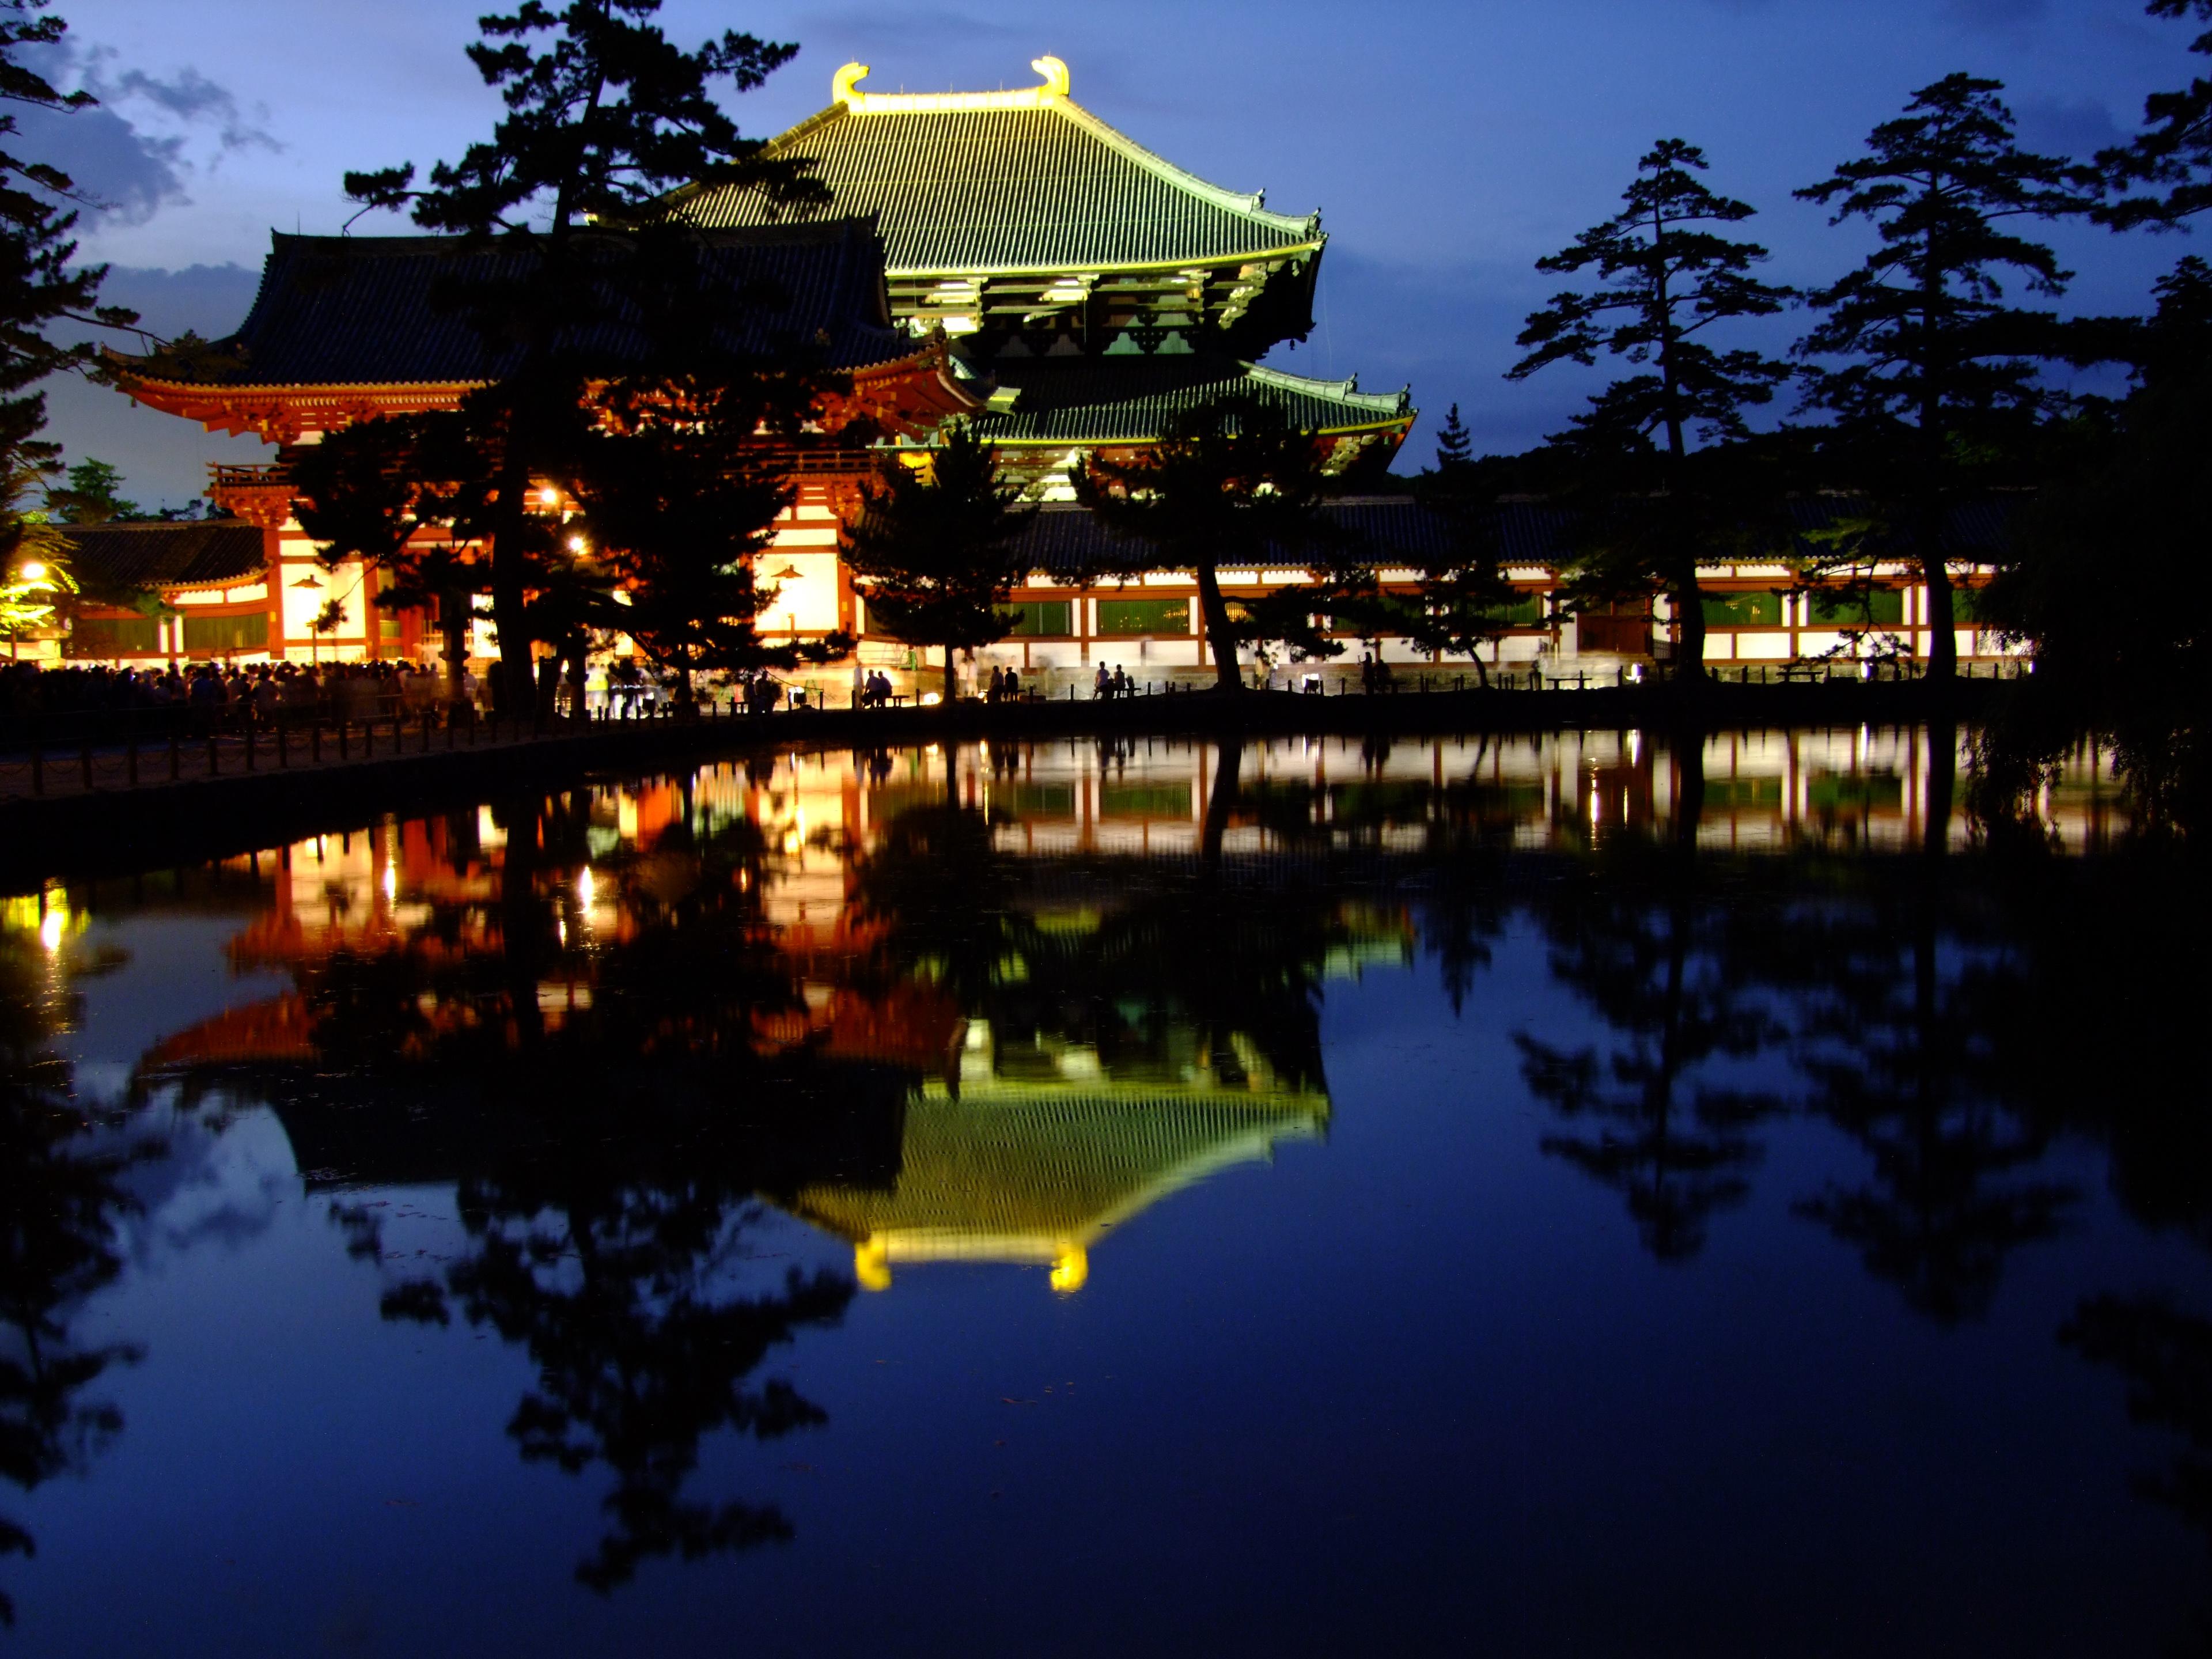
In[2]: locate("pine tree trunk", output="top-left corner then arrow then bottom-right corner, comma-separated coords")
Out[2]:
942,646 -> 958,705
1921,549 -> 1957,683
562,632 -> 588,721
1924,718 -> 1957,861
1672,558 -> 1709,685
442,587 -> 469,705
1202,736 -> 1243,864
1195,560 -> 1241,693
488,456 -> 533,716
1673,726 -> 1706,851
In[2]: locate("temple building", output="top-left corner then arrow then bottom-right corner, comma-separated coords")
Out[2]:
65,55 -> 2020,686
678,56 -> 1413,491
108,219 -> 969,667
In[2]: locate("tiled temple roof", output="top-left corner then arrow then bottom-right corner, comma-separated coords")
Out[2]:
978,358 -> 1410,446
677,69 -> 1320,275
120,220 -> 909,388
61,521 -> 267,591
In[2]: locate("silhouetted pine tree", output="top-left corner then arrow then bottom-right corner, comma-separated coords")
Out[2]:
1511,139 -> 1794,681
1795,75 -> 2099,682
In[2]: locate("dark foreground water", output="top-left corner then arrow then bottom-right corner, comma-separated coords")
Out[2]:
1,730 -> 2204,1656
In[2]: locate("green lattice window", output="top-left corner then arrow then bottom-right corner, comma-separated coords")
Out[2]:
1808,772 -> 1904,811
1808,588 -> 1904,626
68,615 -> 160,656
1100,781 -> 1192,818
1488,591 -> 1546,627
1702,590 -> 1783,627
997,782 -> 1076,819
1096,597 -> 1190,635
181,611 -> 269,653
1706,777 -> 1784,810
1003,600 -> 1073,637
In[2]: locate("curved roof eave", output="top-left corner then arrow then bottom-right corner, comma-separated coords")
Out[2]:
881,240 -> 1327,282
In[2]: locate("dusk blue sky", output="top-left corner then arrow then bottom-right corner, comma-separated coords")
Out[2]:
22,0 -> 2206,506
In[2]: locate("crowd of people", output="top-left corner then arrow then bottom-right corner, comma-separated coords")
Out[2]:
2,652 -> 1351,726
0,658 -> 454,725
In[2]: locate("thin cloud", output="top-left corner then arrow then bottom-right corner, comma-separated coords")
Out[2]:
9,38 -> 283,225
98,61 -> 284,158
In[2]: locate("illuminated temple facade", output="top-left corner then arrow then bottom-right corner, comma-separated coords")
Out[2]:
71,56 -> 2022,685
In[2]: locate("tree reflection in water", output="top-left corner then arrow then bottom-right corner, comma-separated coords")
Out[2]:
235,794 -> 875,1590
1787,731 -> 2074,1325
1785,882 -> 2073,1325
1516,743 -> 1786,1261
0,918 -> 153,1624
2064,1296 -> 2212,1544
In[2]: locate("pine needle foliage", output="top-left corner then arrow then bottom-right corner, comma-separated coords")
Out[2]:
839,425 -> 1035,703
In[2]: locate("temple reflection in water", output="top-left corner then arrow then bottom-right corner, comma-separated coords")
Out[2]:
40,729 -> 2122,1296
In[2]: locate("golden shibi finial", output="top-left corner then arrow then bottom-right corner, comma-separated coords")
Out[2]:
853,1236 -> 892,1291
832,56 -> 1071,114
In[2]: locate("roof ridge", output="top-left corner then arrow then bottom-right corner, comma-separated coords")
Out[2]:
729,59 -> 1322,243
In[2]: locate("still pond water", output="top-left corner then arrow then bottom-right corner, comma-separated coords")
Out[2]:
1,729 -> 2204,1656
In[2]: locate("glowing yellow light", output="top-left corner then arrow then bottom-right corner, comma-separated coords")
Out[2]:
39,908 -> 64,953
380,863 -> 396,902
1049,1246 -> 1088,1294
18,560 -> 46,582
919,692 -> 942,706
537,487 -> 559,507
577,866 -> 595,905
566,534 -> 587,554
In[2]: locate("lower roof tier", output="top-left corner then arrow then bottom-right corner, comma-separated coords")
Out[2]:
974,357 -> 1413,475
